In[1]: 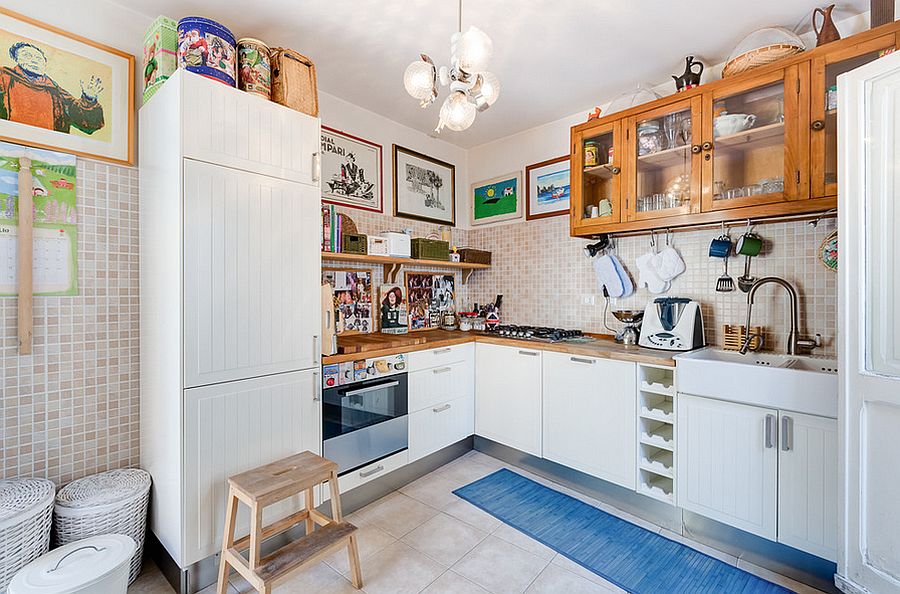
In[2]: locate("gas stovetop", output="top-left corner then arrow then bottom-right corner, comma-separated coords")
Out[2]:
489,325 -> 588,343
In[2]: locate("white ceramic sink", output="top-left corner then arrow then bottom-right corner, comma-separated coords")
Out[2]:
674,348 -> 838,418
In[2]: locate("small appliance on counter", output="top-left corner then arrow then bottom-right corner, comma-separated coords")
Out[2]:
639,297 -> 705,351
612,309 -> 644,345
379,232 -> 411,257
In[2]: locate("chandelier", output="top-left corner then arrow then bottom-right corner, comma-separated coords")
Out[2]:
402,0 -> 500,133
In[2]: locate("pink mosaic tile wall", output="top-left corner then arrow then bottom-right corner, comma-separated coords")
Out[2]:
1,160 -> 140,486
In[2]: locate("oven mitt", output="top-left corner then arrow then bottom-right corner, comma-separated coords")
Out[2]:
636,251 -> 670,294
594,254 -> 625,297
610,255 -> 634,298
654,246 -> 686,282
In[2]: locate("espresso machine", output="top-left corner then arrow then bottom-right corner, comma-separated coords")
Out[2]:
612,309 -> 644,345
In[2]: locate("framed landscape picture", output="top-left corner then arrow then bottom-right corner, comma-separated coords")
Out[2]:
393,144 -> 455,226
0,9 -> 135,165
405,272 -> 455,331
471,171 -> 522,225
526,156 -> 571,220
321,126 -> 382,212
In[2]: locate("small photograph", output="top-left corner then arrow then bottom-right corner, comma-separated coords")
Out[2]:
379,284 -> 408,334
323,269 -> 372,334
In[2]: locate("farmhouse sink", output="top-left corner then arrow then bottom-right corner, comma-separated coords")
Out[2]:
674,348 -> 838,418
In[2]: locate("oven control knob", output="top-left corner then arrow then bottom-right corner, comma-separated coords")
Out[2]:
394,361 -> 406,371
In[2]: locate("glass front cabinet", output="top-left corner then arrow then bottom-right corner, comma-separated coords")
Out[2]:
571,121 -> 623,233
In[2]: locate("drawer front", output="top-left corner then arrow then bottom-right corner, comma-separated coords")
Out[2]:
408,360 -> 473,412
408,343 -> 473,372
329,450 -> 409,497
409,395 -> 475,462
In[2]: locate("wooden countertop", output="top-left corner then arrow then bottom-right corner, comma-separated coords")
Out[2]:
322,330 -> 676,367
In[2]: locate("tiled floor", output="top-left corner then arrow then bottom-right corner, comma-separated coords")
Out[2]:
129,451 -> 827,594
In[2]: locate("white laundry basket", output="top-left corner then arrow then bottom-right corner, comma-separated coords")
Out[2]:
53,469 -> 150,585
0,478 -> 55,593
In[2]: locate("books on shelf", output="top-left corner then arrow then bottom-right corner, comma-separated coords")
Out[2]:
322,204 -> 342,253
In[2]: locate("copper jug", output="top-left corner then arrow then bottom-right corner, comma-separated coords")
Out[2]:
813,5 -> 841,46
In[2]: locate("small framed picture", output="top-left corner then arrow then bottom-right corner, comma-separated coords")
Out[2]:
379,284 -> 408,334
471,172 -> 522,225
405,272 -> 455,331
322,269 -> 373,334
525,156 -> 571,220
321,127 -> 383,212
393,144 -> 456,226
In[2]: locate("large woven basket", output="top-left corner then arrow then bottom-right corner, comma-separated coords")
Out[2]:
722,43 -> 804,78
0,478 -> 54,591
53,469 -> 151,585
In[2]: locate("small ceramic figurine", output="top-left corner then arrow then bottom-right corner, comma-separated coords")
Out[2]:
672,56 -> 704,93
813,4 -> 841,47
587,106 -> 602,121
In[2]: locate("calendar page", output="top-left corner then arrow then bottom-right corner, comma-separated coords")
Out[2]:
0,142 -> 77,296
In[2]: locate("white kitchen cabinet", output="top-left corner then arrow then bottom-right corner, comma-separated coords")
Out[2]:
475,343 -> 542,456
542,352 -> 636,489
408,358 -> 473,412
778,412 -> 838,561
408,342 -> 473,372
183,160 -> 320,388
409,395 -> 475,462
677,394 -> 778,540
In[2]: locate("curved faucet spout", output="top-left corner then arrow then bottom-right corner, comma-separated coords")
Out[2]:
740,277 -> 801,355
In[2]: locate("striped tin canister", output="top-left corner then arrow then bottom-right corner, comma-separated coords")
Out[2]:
177,16 -> 237,87
237,38 -> 272,99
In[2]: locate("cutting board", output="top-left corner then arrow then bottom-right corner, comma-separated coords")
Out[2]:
336,332 -> 428,354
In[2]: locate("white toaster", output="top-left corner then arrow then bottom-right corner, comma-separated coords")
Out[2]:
379,232 -> 411,258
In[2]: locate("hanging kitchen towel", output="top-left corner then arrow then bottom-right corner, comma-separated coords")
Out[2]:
653,245 -> 686,281
593,254 -> 625,297
610,255 -> 634,298
636,251 -> 670,294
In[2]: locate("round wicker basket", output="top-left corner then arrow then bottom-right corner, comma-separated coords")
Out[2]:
722,43 -> 805,78
0,478 -> 55,591
54,469 -> 151,585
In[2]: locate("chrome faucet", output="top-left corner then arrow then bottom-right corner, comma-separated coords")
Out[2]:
739,277 -> 820,355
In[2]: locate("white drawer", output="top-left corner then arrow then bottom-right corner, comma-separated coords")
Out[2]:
408,360 -> 473,412
408,342 -> 473,372
409,395 -> 475,462
325,450 -> 409,499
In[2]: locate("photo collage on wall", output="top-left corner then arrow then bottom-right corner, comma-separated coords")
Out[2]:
406,272 -> 455,331
323,269 -> 372,334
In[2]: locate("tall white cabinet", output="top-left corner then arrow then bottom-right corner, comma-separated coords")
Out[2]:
140,70 -> 322,570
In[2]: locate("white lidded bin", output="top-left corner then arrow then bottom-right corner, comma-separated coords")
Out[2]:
8,535 -> 135,594
53,469 -> 150,585
0,478 -> 55,592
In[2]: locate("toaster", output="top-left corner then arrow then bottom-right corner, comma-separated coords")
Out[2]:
379,232 -> 411,258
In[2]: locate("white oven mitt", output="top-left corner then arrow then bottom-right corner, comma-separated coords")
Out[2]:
610,255 -> 634,298
653,246 -> 686,282
636,251 -> 670,294
594,254 -> 625,297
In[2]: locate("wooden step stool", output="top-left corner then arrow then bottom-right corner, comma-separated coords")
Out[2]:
216,451 -> 362,593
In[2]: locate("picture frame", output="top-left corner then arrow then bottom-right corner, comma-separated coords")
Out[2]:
322,268 -> 374,334
321,126 -> 383,213
393,144 -> 456,226
0,8 -> 135,165
525,155 -> 571,220
470,171 -> 523,225
405,271 -> 455,331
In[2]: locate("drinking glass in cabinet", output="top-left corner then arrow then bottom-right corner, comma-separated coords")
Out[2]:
635,108 -> 692,213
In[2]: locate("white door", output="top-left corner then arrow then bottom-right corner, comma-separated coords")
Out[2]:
677,394 -> 778,540
778,412 -> 838,561
837,51 -> 900,594
474,343 -> 542,456
182,369 -> 321,565
542,352 -> 636,489
183,159 -> 320,388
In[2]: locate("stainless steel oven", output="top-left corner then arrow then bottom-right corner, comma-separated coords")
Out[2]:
322,354 -> 408,474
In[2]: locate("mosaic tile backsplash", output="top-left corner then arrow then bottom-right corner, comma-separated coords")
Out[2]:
1,160 -> 139,485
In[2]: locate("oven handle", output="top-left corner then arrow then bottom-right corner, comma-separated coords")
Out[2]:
344,381 -> 400,397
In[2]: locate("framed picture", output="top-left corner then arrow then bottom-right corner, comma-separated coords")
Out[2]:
379,283 -> 408,335
471,171 -> 522,225
526,156 -> 571,220
393,144 -> 455,226
323,269 -> 373,334
0,9 -> 135,165
321,127 -> 382,212
405,272 -> 455,331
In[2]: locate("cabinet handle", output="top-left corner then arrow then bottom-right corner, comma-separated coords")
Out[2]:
606,165 -> 621,175
312,151 -> 321,183
781,416 -> 793,451
433,366 -> 452,374
312,371 -> 321,402
313,334 -> 320,360
433,403 -> 452,413
811,119 -> 825,131
518,350 -> 539,356
359,464 -> 384,478
691,144 -> 702,154
570,357 -> 595,364
701,141 -> 713,151
433,347 -> 452,355
764,414 -> 776,449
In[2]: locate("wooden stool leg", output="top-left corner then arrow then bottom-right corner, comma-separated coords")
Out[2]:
328,470 -> 342,522
305,487 -> 315,535
249,500 -> 263,570
347,533 -> 363,589
217,490 -> 238,594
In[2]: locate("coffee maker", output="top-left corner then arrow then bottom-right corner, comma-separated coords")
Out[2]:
638,297 -> 705,351
612,309 -> 643,345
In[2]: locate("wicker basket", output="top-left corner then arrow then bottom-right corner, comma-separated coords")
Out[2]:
411,238 -> 450,261
458,248 -> 492,265
54,469 -> 151,585
722,44 -> 804,78
270,48 -> 318,116
0,478 -> 54,591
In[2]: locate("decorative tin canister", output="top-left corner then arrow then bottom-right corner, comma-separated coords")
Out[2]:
177,16 -> 237,87
237,38 -> 272,99
142,16 -> 178,104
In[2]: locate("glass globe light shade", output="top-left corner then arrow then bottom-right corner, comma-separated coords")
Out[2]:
455,26 -> 493,74
403,60 -> 435,101
439,91 -> 477,131
478,71 -> 500,106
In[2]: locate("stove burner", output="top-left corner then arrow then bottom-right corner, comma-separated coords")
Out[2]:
492,325 -> 584,342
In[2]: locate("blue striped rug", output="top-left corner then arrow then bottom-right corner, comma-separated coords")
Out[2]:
453,469 -> 793,594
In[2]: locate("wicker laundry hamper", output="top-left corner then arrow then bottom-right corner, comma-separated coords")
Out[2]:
0,478 -> 55,592
53,469 -> 151,585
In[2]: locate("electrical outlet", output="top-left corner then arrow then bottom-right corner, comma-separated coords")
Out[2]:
581,294 -> 597,306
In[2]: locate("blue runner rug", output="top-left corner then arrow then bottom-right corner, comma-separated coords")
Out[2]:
453,468 -> 793,594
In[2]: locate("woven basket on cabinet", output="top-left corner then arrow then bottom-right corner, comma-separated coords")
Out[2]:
53,469 -> 151,585
0,478 -> 55,591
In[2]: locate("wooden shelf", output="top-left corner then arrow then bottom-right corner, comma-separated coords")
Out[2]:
714,122 -> 784,151
637,143 -> 692,168
583,164 -> 616,179
322,252 -> 490,284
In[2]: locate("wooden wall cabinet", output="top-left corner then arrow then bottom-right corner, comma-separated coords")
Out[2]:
570,23 -> 900,236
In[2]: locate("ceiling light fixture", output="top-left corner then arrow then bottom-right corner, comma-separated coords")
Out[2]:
402,0 -> 499,133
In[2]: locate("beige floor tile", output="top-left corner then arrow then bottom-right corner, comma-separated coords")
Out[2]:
453,535 -> 552,594
736,559 -> 829,594
658,528 -> 739,566
128,563 -> 179,594
443,498 -> 503,531
421,570 -> 491,594
439,457 -> 504,487
353,492 -> 440,538
402,512 -> 489,566
526,564 -> 619,593
321,521 -> 395,574
356,541 -> 446,594
272,562 -> 358,594
400,471 -> 465,509
550,555 -> 624,591
492,523 -> 556,560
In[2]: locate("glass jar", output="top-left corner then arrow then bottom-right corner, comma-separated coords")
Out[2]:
637,121 -> 663,156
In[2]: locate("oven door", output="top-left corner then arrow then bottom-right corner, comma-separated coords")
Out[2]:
323,374 -> 408,474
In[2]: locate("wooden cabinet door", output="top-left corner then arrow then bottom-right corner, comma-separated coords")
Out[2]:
700,66 -> 806,212
777,412 -> 838,561
474,343 -> 542,456
677,395 -> 778,540
183,160 -> 321,388
624,96 -> 702,222
542,352 -> 636,489
570,121 -> 623,233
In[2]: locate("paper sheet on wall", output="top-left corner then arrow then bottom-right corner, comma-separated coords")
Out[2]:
0,141 -> 78,296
